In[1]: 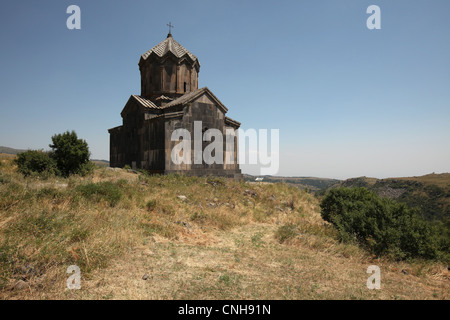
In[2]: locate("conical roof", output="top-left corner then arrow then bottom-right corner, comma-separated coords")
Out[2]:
140,34 -> 198,63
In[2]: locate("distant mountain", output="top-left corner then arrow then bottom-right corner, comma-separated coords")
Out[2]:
325,173 -> 450,221
91,159 -> 110,167
244,174 -> 341,192
0,146 -> 26,155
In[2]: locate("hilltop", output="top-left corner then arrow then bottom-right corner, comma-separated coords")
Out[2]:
0,146 -> 26,155
244,174 -> 340,192
0,154 -> 448,299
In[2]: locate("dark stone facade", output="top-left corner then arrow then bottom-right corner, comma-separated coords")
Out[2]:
108,33 -> 242,179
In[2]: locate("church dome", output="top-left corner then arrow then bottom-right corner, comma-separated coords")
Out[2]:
139,33 -> 200,101
140,34 -> 199,68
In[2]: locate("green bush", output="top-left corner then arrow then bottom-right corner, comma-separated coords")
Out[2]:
77,161 -> 95,176
49,131 -> 90,177
76,181 -> 122,207
275,223 -> 298,243
320,187 -> 443,261
14,131 -> 91,178
14,150 -> 58,176
35,187 -> 61,199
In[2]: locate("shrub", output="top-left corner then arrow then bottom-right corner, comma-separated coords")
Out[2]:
77,161 -> 95,176
14,150 -> 58,176
206,176 -> 225,186
76,182 -> 122,207
35,187 -> 61,199
146,199 -> 157,211
0,172 -> 9,185
275,223 -> 298,243
49,131 -> 90,177
190,211 -> 207,223
320,187 -> 442,260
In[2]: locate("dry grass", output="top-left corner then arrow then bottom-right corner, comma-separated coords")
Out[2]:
0,154 -> 448,300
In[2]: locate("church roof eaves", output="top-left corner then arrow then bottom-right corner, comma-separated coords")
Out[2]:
108,125 -> 123,133
163,87 -> 228,113
225,117 -> 241,128
121,95 -> 160,118
131,95 -> 159,109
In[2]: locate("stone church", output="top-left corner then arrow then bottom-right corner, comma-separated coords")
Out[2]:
108,31 -> 242,178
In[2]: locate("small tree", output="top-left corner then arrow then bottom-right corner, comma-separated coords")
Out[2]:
49,131 -> 90,177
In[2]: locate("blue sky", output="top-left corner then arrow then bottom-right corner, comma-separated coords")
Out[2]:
0,0 -> 449,179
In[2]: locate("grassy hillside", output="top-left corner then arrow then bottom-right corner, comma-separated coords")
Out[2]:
332,174 -> 450,221
0,154 -> 448,299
